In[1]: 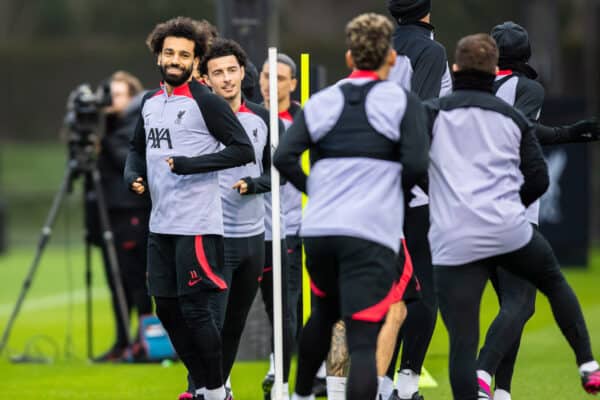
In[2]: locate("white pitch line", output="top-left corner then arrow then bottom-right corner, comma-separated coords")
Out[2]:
0,289 -> 109,318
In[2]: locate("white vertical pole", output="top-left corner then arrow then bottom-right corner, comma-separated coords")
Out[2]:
268,46 -> 284,400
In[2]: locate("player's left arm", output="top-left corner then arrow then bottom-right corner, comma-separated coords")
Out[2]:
535,119 -> 600,145
515,79 -> 600,145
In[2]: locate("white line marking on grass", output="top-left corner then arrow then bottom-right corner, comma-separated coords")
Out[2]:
0,289 -> 109,318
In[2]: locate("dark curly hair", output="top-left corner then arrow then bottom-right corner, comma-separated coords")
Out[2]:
199,38 -> 248,75
146,16 -> 208,59
345,13 -> 394,70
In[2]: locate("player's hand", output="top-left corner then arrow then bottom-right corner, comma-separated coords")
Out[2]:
166,157 -> 175,171
568,118 -> 600,142
233,180 -> 249,194
131,177 -> 145,195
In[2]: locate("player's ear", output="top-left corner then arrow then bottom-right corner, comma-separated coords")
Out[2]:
345,50 -> 355,70
193,57 -> 200,73
240,65 -> 245,81
452,63 -> 460,73
290,77 -> 298,92
387,48 -> 397,67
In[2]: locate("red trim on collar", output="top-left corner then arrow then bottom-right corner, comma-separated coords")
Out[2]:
279,110 -> 293,122
348,70 -> 380,80
497,70 -> 513,77
172,83 -> 193,97
238,102 -> 253,114
159,82 -> 193,98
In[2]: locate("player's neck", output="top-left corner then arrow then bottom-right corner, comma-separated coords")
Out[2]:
229,94 -> 242,113
375,65 -> 391,80
164,77 -> 192,96
278,97 -> 291,113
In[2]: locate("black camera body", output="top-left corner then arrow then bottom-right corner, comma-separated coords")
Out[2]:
65,83 -> 112,146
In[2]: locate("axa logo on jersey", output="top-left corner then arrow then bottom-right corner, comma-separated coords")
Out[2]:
147,128 -> 173,149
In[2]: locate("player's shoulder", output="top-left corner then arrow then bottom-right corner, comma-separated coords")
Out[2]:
423,38 -> 447,54
142,88 -> 162,100
288,101 -> 302,118
141,88 -> 164,105
516,76 -> 545,101
366,80 -> 409,107
305,83 -> 344,111
187,81 -> 232,113
415,39 -> 447,66
394,25 -> 446,59
241,101 -> 270,127
188,79 -> 214,99
243,100 -> 268,117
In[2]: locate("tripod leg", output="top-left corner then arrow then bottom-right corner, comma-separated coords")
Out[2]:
88,169 -> 130,352
0,163 -> 77,355
85,239 -> 93,360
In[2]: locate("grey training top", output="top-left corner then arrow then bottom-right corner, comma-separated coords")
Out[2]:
219,102 -> 271,238
274,72 -> 429,254
425,86 -> 548,266
124,80 -> 254,236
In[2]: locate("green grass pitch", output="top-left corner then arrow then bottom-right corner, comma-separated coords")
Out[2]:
1,246 -> 599,399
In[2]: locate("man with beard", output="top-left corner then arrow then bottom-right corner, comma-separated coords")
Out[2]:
124,17 -> 254,400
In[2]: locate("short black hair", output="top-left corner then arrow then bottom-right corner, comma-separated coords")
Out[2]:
262,54 -> 297,78
200,38 -> 248,75
146,16 -> 208,59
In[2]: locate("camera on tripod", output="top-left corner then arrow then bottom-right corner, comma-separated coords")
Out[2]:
64,83 -> 112,150
0,78 -> 132,361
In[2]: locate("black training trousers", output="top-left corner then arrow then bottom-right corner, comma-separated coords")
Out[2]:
155,294 -> 223,391
219,234 -> 265,379
260,239 -> 294,382
286,235 -> 304,343
435,229 -> 593,400
477,266 -> 536,392
187,233 -> 265,392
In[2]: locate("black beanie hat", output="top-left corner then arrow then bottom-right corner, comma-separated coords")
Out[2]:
387,0 -> 431,23
491,21 -> 532,62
